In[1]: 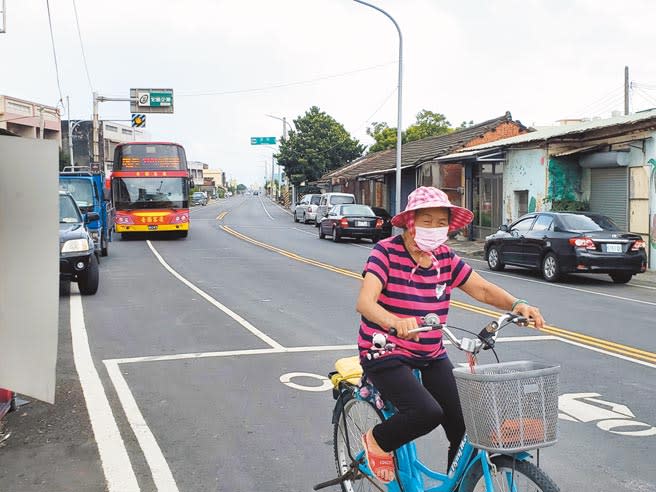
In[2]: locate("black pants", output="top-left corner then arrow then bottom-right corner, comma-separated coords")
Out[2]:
366,357 -> 466,468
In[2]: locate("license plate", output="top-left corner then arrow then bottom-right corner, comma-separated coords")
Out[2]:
356,221 -> 368,227
606,243 -> 622,253
148,225 -> 158,231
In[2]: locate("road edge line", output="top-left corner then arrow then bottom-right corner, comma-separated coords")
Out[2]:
69,288 -> 140,492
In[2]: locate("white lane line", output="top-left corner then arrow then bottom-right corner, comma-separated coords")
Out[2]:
258,196 -> 275,220
104,337 -> 556,365
104,360 -> 180,492
555,337 -> 656,369
69,288 -> 140,492
462,256 -> 656,291
467,263 -> 656,306
146,240 -> 284,349
273,201 -> 293,216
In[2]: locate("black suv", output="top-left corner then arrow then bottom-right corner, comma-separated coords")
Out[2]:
59,191 -> 99,295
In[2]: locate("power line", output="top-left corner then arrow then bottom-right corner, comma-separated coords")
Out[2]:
72,0 -> 94,91
45,0 -> 64,107
176,62 -> 397,97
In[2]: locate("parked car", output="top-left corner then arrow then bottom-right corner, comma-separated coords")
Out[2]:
191,191 -> 208,206
370,206 -> 393,239
292,193 -> 322,224
315,192 -> 356,227
59,191 -> 99,295
318,204 -> 384,242
484,211 -> 647,283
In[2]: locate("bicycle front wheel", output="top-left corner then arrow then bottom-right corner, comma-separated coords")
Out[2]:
459,455 -> 559,492
333,396 -> 383,492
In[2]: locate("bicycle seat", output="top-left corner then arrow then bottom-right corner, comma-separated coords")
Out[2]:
332,356 -> 363,386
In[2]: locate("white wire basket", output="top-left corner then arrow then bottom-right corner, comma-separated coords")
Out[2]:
454,360 -> 560,453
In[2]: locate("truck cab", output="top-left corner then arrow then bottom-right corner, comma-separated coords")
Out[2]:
59,165 -> 113,257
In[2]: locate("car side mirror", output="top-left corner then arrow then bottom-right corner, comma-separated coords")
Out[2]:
85,212 -> 100,223
498,224 -> 509,232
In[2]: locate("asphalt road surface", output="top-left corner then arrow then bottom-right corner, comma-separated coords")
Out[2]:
1,195 -> 654,492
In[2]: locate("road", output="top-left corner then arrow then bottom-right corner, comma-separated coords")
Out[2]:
1,195 -> 655,492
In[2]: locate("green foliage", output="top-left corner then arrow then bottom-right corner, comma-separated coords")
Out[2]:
236,184 -> 247,192
543,197 -> 590,211
366,109 -> 452,153
405,110 -> 451,142
275,106 -> 365,186
59,148 -> 70,171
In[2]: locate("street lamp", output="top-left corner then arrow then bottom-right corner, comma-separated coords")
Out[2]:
353,0 -> 403,217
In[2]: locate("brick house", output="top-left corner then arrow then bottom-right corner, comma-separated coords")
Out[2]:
317,112 -> 528,225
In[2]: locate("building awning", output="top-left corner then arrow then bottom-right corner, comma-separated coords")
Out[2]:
436,148 -> 505,163
552,144 -> 604,157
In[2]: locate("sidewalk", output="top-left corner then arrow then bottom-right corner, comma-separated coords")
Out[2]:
447,238 -> 656,288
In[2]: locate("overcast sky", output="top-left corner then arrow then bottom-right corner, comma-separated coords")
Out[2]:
2,0 -> 656,186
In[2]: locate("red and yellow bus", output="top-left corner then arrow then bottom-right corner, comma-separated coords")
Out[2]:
111,142 -> 191,238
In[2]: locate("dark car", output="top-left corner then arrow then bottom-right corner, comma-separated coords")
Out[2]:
484,211 -> 647,283
191,191 -> 208,206
318,204 -> 384,242
59,191 -> 99,295
370,206 -> 393,239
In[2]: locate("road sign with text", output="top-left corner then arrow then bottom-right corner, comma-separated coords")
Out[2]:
250,136 -> 277,145
130,88 -> 174,113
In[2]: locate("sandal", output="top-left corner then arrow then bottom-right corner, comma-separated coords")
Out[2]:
361,432 -> 395,484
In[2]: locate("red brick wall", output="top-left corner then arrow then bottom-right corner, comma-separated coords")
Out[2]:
463,121 -> 527,148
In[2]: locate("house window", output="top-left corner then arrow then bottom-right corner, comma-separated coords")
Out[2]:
515,190 -> 528,217
105,125 -> 118,132
122,128 -> 133,136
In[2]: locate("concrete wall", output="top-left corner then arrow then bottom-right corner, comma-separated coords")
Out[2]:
503,148 -> 548,222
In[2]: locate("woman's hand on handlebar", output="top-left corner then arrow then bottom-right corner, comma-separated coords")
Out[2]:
388,316 -> 420,341
513,303 -> 545,329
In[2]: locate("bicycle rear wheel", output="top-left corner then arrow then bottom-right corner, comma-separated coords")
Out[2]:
459,454 -> 559,492
333,396 -> 383,492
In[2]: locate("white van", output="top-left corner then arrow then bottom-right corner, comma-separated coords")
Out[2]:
315,192 -> 356,227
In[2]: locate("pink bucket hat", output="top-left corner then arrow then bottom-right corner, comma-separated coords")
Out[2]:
391,187 -> 474,232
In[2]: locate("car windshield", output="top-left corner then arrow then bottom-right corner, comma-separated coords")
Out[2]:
310,196 -> 321,205
59,195 -> 82,223
330,195 -> 354,205
558,213 -> 616,232
59,179 -> 94,209
192,192 -> 205,198
342,205 -> 375,216
113,177 -> 188,210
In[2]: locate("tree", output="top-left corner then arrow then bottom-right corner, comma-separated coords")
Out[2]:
236,184 -> 247,192
275,106 -> 365,185
366,109 -> 453,153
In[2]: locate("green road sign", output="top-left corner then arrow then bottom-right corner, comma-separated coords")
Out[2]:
250,136 -> 277,145
130,88 -> 174,114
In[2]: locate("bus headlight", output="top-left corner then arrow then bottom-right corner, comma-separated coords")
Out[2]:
62,239 -> 90,253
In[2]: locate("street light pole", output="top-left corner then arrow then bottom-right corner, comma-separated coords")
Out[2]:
265,114 -> 295,204
353,0 -> 403,216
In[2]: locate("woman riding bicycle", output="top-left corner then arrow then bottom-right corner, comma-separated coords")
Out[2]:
356,187 -> 545,484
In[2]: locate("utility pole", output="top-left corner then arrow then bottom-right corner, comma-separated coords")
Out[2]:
38,106 -> 44,139
92,92 -> 100,162
67,97 -> 75,167
271,156 -> 275,199
624,66 -> 630,116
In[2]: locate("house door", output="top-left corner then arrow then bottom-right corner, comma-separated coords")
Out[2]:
472,164 -> 503,239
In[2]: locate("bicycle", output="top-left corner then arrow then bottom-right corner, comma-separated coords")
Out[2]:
314,313 -> 560,492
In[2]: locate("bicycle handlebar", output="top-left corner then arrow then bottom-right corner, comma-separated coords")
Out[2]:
387,312 -> 529,356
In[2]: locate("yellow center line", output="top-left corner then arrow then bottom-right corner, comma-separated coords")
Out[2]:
220,224 -> 656,364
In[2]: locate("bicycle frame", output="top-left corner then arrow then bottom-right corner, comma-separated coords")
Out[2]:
350,377 -> 532,492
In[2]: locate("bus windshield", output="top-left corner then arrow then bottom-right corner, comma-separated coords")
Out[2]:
59,178 -> 95,209
114,144 -> 187,171
113,177 -> 188,210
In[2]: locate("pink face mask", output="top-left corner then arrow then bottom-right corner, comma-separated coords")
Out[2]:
414,226 -> 449,252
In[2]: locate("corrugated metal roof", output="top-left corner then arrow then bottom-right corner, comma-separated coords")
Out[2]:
462,109 -> 656,151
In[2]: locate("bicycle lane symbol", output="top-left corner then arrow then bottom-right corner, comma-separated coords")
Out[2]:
559,393 -> 656,437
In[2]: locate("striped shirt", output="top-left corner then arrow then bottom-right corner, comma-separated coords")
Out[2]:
358,235 -> 473,368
